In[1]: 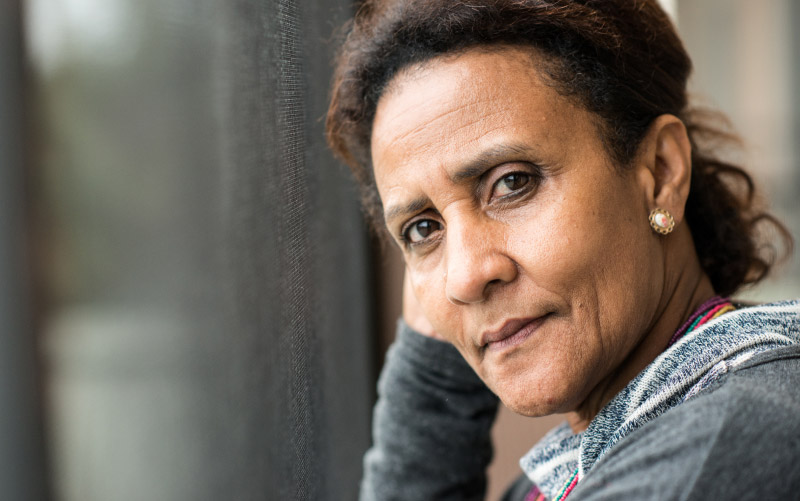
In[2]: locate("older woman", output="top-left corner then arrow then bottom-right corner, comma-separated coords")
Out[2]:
327,1 -> 799,499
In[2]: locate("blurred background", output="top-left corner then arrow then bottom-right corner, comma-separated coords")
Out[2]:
0,0 -> 797,500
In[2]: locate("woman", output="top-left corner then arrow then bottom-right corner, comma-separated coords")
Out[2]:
327,1 -> 799,499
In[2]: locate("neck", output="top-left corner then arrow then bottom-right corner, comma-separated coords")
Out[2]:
567,239 -> 715,433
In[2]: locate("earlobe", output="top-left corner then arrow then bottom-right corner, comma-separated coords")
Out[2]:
644,114 -> 692,225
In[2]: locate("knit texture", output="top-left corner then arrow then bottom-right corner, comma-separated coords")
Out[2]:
519,300 -> 800,499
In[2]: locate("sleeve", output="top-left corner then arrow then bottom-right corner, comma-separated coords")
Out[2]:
570,349 -> 800,501
359,319 -> 500,501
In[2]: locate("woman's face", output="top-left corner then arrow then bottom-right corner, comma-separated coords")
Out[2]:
371,47 -> 665,416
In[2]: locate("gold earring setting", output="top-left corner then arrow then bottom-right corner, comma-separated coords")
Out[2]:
649,208 -> 675,235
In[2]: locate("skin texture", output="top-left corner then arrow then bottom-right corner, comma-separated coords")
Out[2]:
371,46 -> 714,431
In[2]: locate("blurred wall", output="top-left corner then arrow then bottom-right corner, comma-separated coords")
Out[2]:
678,0 -> 800,301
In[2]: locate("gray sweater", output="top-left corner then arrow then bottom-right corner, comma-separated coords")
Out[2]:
360,300 -> 800,500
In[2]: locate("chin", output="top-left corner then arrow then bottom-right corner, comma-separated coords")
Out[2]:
486,364 -> 585,417
488,376 -> 566,417
499,391 -> 564,417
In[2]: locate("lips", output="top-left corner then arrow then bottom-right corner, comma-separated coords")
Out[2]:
480,316 -> 546,351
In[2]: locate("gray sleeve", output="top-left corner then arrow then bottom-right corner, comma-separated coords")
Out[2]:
359,320 -> 499,501
571,348 -> 800,501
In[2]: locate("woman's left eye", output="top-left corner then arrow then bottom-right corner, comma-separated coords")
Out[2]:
491,172 -> 531,199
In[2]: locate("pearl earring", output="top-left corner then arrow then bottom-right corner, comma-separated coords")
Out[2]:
649,208 -> 675,235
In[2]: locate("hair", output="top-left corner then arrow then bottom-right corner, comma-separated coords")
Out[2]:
326,0 -> 792,297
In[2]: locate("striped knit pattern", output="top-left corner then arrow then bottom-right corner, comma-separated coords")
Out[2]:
552,468 -> 579,501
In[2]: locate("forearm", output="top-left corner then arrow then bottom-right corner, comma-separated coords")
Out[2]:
360,320 -> 499,501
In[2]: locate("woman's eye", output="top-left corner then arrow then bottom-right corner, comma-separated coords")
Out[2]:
492,172 -> 531,198
403,219 -> 441,244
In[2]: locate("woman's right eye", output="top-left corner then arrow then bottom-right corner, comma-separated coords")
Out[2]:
403,219 -> 442,244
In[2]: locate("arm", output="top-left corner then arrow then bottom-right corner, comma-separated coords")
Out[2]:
359,320 -> 499,501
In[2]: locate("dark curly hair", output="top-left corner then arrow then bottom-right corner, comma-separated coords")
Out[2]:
326,0 -> 792,297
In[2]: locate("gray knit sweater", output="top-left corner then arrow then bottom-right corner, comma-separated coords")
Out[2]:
360,300 -> 800,500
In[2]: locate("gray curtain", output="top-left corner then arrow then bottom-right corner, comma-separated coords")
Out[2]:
27,0 -> 373,499
219,0 -> 374,498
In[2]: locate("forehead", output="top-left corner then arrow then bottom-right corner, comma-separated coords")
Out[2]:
373,48 -> 557,153
370,46 -> 600,217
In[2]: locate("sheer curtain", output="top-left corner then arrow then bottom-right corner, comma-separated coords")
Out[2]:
24,0 -> 373,499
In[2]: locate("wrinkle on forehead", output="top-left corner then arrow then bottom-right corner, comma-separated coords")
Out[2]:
377,100 -> 511,157
372,49 -> 557,164
377,53 -> 529,120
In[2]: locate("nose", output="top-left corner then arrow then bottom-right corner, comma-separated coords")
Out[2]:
444,219 -> 517,305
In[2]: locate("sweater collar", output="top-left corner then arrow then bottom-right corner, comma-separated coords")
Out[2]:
520,300 -> 800,499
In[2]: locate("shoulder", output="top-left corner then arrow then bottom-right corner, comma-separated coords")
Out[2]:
721,299 -> 800,334
572,344 -> 800,500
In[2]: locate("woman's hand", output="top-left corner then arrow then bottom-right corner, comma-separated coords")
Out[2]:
402,270 -> 447,341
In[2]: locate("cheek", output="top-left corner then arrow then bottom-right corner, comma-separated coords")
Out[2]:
409,266 -> 454,330
563,186 -> 659,343
507,175 -> 655,330
505,190 -> 594,286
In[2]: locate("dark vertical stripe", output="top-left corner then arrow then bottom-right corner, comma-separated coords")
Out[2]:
0,2 -> 49,500
276,1 -> 317,498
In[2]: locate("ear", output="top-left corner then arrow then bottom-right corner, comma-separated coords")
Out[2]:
636,114 -> 692,224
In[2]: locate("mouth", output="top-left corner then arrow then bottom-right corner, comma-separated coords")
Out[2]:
480,315 -> 548,352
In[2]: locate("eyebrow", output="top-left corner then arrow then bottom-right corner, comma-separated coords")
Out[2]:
383,142 -> 535,226
449,143 -> 533,183
384,196 -> 428,226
